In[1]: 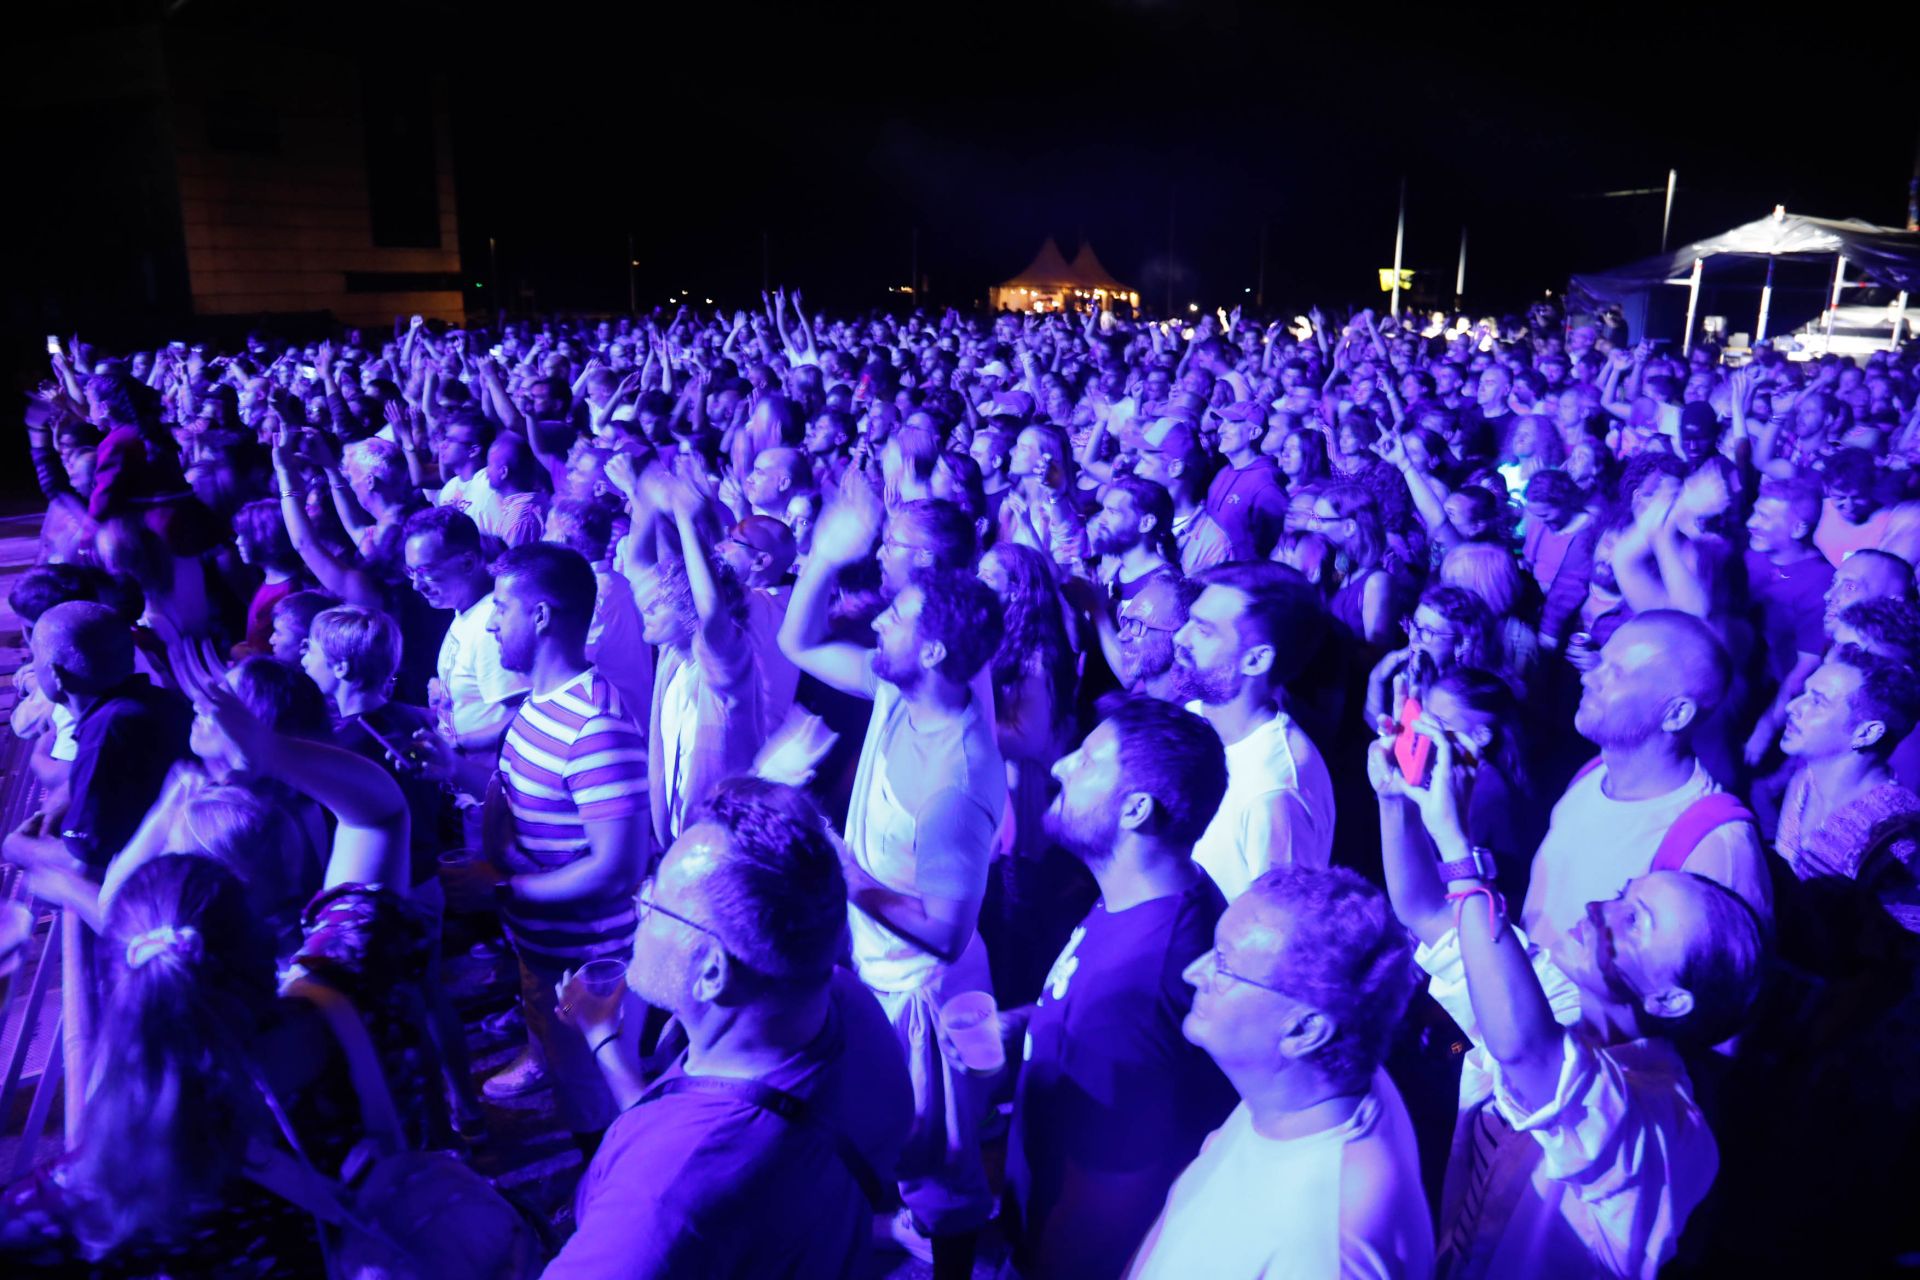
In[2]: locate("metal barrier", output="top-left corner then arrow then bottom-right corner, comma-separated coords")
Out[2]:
0,871 -> 66,1181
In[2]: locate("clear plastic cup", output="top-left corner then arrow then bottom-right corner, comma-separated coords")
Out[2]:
577,958 -> 629,997
940,990 -> 1004,1073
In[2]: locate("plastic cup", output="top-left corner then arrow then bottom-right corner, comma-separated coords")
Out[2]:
940,990 -> 1004,1074
577,958 -> 629,997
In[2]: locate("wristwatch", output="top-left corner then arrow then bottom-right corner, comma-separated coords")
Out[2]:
1436,845 -> 1499,885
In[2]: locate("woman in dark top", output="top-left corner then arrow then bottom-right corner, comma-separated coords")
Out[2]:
1421,666 -> 1549,904
0,856 -> 332,1276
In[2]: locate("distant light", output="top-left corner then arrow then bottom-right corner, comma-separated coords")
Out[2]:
631,260 -> 640,266
1187,303 -> 1199,313
474,282 -> 484,289
705,298 -> 713,304
1243,287 -> 1252,293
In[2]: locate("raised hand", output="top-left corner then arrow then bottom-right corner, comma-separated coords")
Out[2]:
809,468 -> 884,568
604,450 -> 641,502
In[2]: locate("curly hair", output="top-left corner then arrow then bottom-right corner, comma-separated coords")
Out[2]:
910,567 -> 1005,685
982,543 -> 1078,734
1249,866 -> 1420,1091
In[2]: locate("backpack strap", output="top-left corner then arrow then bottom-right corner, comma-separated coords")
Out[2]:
636,1073 -> 896,1213
1652,793 -> 1754,874
285,976 -> 408,1159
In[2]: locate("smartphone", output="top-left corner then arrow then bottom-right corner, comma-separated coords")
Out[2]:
168,341 -> 186,353
299,365 -> 318,380
46,335 -> 61,356
1393,697 -> 1435,787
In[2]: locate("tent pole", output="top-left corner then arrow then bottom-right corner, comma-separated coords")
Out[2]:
1661,169 -> 1677,252
1823,256 -> 1846,343
1455,226 -> 1467,308
1390,178 -> 1407,319
1892,291 -> 1910,352
1755,255 -> 1776,347
1681,257 -> 1703,357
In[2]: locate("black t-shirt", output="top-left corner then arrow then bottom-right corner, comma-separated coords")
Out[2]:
334,701 -> 449,886
64,675 -> 196,872
1006,876 -> 1239,1280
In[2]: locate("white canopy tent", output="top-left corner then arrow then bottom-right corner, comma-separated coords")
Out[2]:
1572,209 -> 1920,353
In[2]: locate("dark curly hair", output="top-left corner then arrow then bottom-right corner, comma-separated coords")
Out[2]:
982,542 -> 1078,736
910,567 -> 1005,685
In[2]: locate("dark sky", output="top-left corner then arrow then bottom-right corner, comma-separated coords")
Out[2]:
445,1 -> 1917,315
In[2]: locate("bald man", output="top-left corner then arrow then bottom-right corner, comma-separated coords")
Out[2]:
4,602 -> 193,877
1824,548 -> 1916,638
1521,610 -> 1771,954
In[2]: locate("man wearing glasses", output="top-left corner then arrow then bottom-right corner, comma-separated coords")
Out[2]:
546,779 -> 912,1280
1124,866 -> 1431,1279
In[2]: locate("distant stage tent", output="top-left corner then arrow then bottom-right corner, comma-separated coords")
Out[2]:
1571,210 -> 1920,352
990,237 -> 1140,312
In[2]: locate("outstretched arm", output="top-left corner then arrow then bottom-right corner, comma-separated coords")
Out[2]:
778,474 -> 883,699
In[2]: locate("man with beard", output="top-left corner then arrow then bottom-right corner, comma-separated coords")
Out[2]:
1822,548 -> 1915,640
993,698 -> 1238,1280
1521,610 -> 1770,956
1175,562 -> 1336,899
779,487 -> 1007,1274
1116,575 -> 1192,703
545,779 -> 913,1279
484,542 -> 648,1131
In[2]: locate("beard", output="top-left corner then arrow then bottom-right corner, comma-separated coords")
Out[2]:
1174,648 -> 1239,706
872,646 -> 922,691
1043,795 -> 1119,866
1574,697 -> 1663,751
1090,524 -> 1133,557
496,632 -> 535,674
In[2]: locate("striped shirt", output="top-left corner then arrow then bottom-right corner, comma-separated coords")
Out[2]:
499,668 -> 648,966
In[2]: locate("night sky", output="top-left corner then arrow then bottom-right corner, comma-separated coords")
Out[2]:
446,1 -> 1920,316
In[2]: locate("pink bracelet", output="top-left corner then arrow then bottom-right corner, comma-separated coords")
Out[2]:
1446,884 -> 1508,942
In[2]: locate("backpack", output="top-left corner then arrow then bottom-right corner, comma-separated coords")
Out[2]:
1570,757 -> 1754,873
246,979 -> 545,1280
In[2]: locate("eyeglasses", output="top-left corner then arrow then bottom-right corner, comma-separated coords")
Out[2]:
635,877 -> 728,950
1402,617 -> 1459,646
1197,947 -> 1298,998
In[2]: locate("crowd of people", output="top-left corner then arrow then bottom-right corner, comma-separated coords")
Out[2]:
4,290 -> 1920,1278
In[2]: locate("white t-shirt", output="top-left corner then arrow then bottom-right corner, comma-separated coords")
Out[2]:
1188,707 -> 1335,900
1417,927 -> 1714,1280
1521,760 -> 1771,956
438,469 -> 507,538
437,593 -> 529,750
1126,1074 -> 1433,1280
657,659 -> 699,840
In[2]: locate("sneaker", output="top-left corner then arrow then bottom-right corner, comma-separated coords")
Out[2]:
481,1048 -> 550,1099
879,1207 -> 934,1266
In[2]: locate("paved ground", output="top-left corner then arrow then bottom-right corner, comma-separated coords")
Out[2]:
0,507 -> 1000,1276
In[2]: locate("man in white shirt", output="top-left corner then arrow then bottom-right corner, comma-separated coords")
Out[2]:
1126,866 -> 1432,1280
780,473 -> 1008,1275
1175,562 -> 1336,898
403,507 -> 527,762
1523,610 -> 1771,954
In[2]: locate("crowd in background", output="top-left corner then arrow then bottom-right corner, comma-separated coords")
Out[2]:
4,289 -> 1920,1278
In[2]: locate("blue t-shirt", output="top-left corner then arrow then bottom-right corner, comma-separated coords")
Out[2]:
1005,877 -> 1239,1280
546,969 -> 912,1280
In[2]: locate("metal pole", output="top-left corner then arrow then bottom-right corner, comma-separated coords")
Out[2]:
1891,291 -> 1910,352
1681,257 -> 1704,357
1824,256 -> 1847,341
1455,225 -> 1468,306
1390,178 -> 1407,319
1661,169 -> 1677,252
1755,255 -> 1776,346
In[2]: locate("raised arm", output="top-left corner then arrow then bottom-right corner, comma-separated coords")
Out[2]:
777,475 -> 882,699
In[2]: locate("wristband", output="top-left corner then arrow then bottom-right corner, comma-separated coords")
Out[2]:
590,1025 -> 622,1056
1435,845 -> 1499,886
1446,883 -> 1508,941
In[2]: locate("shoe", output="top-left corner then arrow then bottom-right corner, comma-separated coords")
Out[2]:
879,1207 -> 934,1266
482,1048 -> 550,1099
480,1007 -> 523,1039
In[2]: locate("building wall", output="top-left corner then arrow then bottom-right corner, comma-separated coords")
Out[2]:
165,33 -> 464,327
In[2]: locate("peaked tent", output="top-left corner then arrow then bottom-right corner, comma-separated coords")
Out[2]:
1571,211 -> 1920,351
991,238 -> 1139,312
